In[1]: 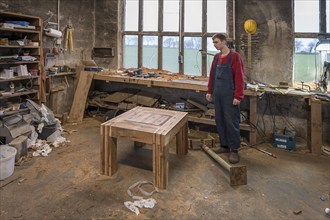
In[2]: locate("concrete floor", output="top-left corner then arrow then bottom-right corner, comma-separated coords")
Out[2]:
0,117 -> 329,219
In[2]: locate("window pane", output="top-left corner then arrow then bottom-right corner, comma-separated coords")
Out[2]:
124,35 -> 138,68
294,38 -> 320,82
294,0 -> 319,32
143,0 -> 158,31
164,0 -> 179,32
207,37 -> 219,76
184,37 -> 202,75
163,36 -> 179,73
207,0 -> 226,32
125,0 -> 138,31
184,0 -> 202,32
143,36 -> 158,68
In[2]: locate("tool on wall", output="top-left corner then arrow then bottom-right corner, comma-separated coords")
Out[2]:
64,26 -> 74,52
244,19 -> 257,80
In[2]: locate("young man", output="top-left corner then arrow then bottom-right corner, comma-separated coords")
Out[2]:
206,33 -> 245,164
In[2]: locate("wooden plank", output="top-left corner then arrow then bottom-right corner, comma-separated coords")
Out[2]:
67,72 -> 94,123
102,91 -> 135,103
311,99 -> 322,155
184,98 -> 208,112
188,116 -> 253,131
125,91 -> 161,107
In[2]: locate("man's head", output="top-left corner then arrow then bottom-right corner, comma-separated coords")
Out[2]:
212,33 -> 227,51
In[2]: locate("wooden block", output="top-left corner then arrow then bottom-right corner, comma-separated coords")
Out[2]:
229,166 -> 247,186
9,135 -> 28,162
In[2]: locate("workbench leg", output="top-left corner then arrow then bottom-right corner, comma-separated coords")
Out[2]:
108,136 -> 118,176
310,99 -> 322,155
153,134 -> 168,189
249,96 -> 257,144
176,123 -> 188,155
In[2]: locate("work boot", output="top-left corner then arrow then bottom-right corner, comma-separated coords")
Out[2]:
212,146 -> 230,154
229,151 -> 240,164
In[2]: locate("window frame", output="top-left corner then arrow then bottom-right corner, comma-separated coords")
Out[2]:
121,0 -> 228,76
293,0 -> 329,83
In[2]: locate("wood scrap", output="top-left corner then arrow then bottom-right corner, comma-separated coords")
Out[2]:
180,97 -> 208,112
68,71 -> 95,123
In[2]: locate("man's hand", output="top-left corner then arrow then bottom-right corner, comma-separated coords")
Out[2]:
206,93 -> 212,102
233,98 -> 241,105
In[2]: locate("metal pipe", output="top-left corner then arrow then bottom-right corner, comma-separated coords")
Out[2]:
233,0 -> 236,47
57,0 -> 60,30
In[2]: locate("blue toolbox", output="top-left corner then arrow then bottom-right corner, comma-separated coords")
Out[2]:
273,129 -> 296,150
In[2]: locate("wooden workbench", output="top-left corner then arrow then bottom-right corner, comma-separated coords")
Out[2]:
100,106 -> 188,189
93,71 -> 322,154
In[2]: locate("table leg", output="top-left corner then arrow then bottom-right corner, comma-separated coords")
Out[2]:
100,124 -> 105,175
153,134 -> 168,189
108,136 -> 118,176
176,123 -> 188,155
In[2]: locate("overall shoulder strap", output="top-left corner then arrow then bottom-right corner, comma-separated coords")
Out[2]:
212,54 -> 219,87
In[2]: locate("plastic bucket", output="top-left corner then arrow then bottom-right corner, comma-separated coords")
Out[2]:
0,145 -> 17,180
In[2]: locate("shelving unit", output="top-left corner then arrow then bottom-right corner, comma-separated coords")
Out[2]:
0,11 -> 42,115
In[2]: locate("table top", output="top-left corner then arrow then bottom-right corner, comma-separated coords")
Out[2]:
105,106 -> 188,144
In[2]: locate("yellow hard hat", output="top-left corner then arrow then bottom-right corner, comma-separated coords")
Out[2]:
244,19 -> 257,34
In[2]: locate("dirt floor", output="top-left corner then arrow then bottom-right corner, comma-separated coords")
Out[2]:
0,117 -> 329,219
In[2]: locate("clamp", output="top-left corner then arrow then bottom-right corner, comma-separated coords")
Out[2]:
64,26 -> 74,52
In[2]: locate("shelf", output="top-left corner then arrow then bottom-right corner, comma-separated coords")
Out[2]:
188,115 -> 254,131
0,27 -> 40,34
46,72 -> 76,77
0,90 -> 38,100
0,108 -> 29,118
0,45 -> 39,49
0,61 -> 39,65
0,76 -> 39,82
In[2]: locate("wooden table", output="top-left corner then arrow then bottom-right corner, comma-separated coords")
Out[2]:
100,106 -> 188,189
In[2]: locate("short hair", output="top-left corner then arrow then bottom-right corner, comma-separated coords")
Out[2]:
212,33 -> 227,41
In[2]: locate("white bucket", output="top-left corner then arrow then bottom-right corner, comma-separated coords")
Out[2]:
0,145 -> 17,180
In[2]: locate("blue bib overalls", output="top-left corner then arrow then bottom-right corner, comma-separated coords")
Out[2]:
213,51 -> 240,150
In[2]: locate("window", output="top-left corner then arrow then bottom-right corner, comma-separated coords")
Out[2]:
122,0 -> 227,76
123,35 -> 138,68
184,0 -> 202,32
163,36 -> 179,72
293,0 -> 330,84
143,36 -> 158,68
207,37 -> 219,75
